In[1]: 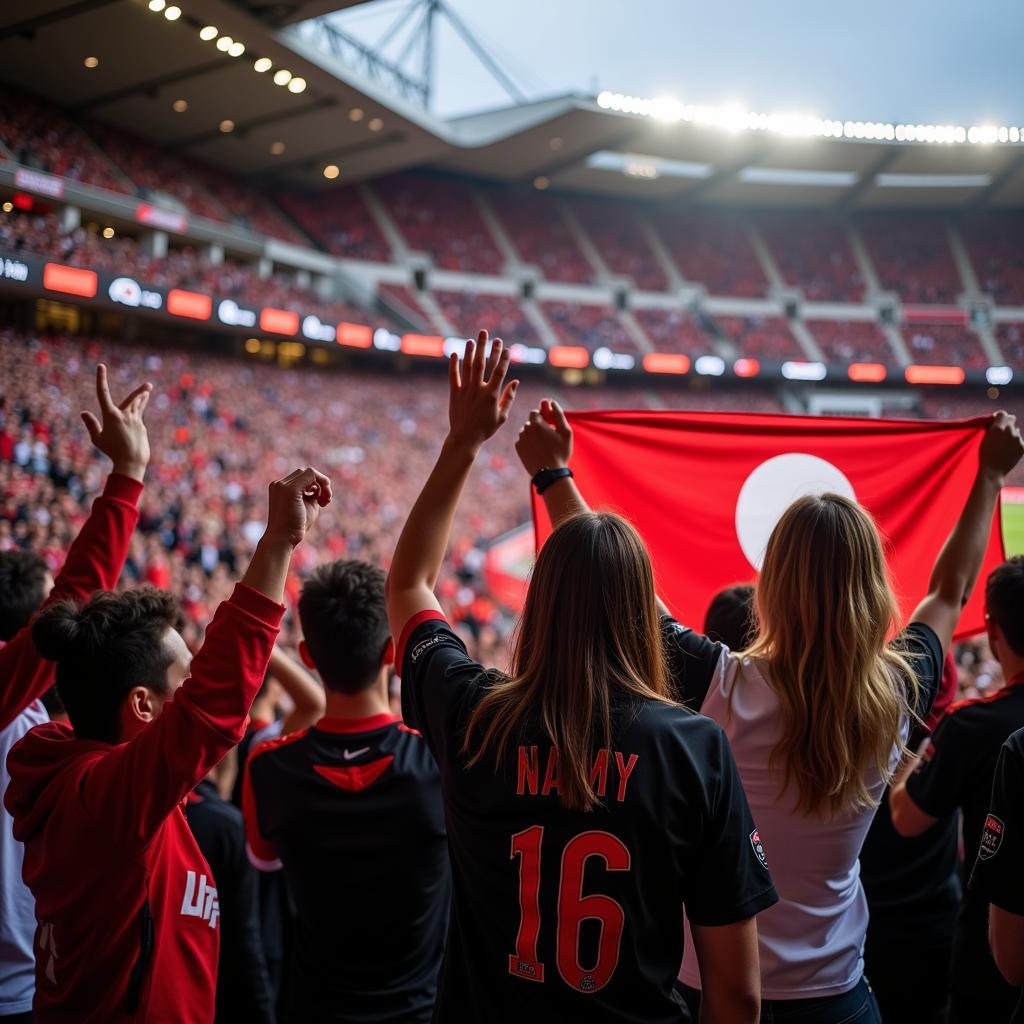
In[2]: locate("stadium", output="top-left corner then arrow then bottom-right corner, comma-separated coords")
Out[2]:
1,1 -> 1024,1022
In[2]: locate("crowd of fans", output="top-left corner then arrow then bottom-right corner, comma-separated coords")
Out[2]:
541,300 -> 638,351
571,198 -> 669,291
758,212 -> 865,302
905,323 -> 990,369
715,314 -> 803,360
633,307 -> 712,354
861,213 -> 963,305
807,319 -> 894,363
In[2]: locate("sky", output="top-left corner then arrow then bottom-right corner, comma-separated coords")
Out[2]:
328,0 -> 1024,124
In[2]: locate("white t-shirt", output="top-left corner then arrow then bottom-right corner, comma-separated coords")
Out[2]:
666,620 -> 942,1000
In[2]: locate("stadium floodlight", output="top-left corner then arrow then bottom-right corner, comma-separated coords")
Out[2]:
254,57 -> 272,72
288,77 -> 306,93
172,98 -> 188,112
987,366 -> 1013,386
270,141 -> 285,155
148,0 -> 165,10
348,107 -> 364,121
228,41 -> 245,58
533,176 -> 550,190
694,355 -> 725,377
164,5 -> 181,20
368,118 -> 384,131
83,56 -> 99,69
219,119 -> 234,133
102,227 -> 115,238
199,25 -> 218,41
273,69 -> 292,86
323,164 -> 340,179
216,36 -> 233,52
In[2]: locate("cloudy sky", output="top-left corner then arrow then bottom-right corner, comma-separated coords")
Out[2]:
329,0 -> 1024,124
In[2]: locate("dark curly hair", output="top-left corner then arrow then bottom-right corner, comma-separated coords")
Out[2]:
298,560 -> 390,694
0,550 -> 50,641
33,587 -> 180,743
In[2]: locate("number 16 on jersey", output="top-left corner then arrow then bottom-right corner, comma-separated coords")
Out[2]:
509,826 -> 631,994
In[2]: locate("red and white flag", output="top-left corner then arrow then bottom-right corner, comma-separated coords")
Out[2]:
531,411 -> 1005,640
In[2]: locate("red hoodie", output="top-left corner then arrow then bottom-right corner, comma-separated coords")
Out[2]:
5,583 -> 283,1024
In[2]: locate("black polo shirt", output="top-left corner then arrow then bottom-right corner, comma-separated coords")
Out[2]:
906,675 -> 1024,1011
970,727 -> 1024,1024
244,713 -> 450,1023
399,611 -> 778,1024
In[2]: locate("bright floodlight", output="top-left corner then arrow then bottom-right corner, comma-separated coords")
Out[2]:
164,5 -> 181,20
200,25 -> 218,41
83,56 -> 99,68
216,36 -> 233,51
273,69 -> 292,86
219,119 -> 234,133
323,164 -> 340,179
254,57 -> 272,72
287,77 -> 306,93
148,0 -> 165,10
228,41 -> 245,57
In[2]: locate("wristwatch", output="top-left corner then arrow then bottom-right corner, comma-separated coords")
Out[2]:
531,467 -> 573,495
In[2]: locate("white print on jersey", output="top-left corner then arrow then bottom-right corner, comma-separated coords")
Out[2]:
180,871 -> 220,929
38,921 -> 58,985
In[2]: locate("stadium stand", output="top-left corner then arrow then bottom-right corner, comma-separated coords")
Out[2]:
962,211 -> 1024,306
540,300 -> 637,351
378,283 -> 437,330
0,90 -> 131,196
806,319 -> 894,364
571,198 -> 669,290
373,173 -> 504,274
487,188 -> 594,283
859,213 -> 962,304
996,322 -> 1024,364
757,212 -> 864,301
276,186 -> 392,262
633,307 -> 711,355
903,323 -> 988,368
714,315 -> 803,360
655,209 -> 766,296
433,290 -> 540,344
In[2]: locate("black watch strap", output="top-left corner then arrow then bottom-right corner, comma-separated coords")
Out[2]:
532,467 -> 573,495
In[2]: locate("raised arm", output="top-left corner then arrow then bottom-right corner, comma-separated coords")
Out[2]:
515,400 -> 673,617
81,467 -> 332,846
910,412 -> 1023,655
268,644 -> 325,734
0,364 -> 151,730
386,330 -> 517,637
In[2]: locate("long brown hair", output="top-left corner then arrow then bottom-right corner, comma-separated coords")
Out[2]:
745,493 -> 920,818
463,512 -> 674,811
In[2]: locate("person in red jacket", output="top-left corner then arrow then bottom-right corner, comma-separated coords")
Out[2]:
0,364 -> 151,1023
5,460 -> 332,1024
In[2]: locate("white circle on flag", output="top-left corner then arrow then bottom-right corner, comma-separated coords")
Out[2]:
735,453 -> 856,571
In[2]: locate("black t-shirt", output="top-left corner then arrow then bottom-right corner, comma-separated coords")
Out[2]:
184,780 -> 275,1024
245,714 -> 450,1024
970,727 -> 1024,1024
400,613 -> 778,1024
906,678 -> 1024,1004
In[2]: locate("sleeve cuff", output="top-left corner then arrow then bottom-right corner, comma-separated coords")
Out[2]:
687,884 -> 779,927
230,583 -> 286,629
397,610 -> 450,668
103,473 -> 145,506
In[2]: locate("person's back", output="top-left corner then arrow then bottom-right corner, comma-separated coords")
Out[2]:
401,621 -> 774,1022
386,343 -> 775,1023
244,560 -> 448,1023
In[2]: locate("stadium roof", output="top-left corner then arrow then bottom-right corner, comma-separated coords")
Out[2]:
4,0 -> 1024,208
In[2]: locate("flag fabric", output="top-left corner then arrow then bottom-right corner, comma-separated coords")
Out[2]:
530,410 -> 1003,640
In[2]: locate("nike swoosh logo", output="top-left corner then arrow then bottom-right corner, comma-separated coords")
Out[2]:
342,747 -> 371,761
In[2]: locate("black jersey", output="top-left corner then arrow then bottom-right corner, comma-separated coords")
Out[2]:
906,675 -> 1024,1016
244,713 -> 450,1023
399,612 -> 777,1024
970,727 -> 1024,1024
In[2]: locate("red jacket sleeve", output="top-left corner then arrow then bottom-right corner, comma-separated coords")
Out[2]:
0,473 -> 143,731
80,583 -> 284,847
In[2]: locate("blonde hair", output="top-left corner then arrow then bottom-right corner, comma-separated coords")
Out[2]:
746,493 -> 919,819
463,512 -> 676,812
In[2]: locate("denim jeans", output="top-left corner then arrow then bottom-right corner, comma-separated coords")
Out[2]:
678,977 -> 883,1024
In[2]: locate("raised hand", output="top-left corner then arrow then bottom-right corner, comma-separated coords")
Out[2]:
515,399 -> 573,477
979,412 -> 1024,480
80,364 -> 152,483
265,467 -> 333,548
447,330 -> 518,452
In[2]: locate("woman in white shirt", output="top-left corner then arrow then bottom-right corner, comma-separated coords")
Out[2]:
516,401 -> 1023,1024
